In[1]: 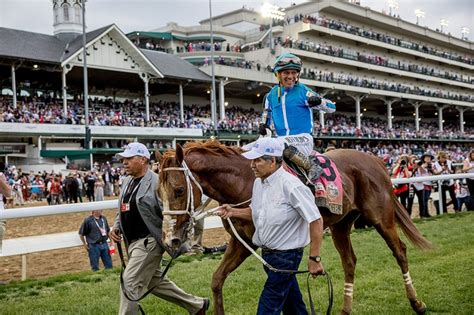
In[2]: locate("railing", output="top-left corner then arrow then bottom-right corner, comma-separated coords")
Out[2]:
1,173 -> 473,280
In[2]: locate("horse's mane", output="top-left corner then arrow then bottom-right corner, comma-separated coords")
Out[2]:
160,140 -> 244,175
162,140 -> 243,160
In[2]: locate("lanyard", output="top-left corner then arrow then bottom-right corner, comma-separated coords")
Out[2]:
121,177 -> 144,204
94,217 -> 104,229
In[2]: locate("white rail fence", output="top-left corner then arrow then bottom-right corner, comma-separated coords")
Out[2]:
1,173 -> 473,280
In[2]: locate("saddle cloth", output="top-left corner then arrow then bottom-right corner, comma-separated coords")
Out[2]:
284,151 -> 343,215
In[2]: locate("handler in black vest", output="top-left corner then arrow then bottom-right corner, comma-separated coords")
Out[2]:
109,142 -> 209,315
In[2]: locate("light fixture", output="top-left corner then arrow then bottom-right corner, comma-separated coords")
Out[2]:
33,64 -> 38,69
224,101 -> 229,106
435,112 -> 438,116
257,93 -> 260,97
440,18 -> 449,32
461,27 -> 470,40
363,108 -> 367,112
414,9 -> 425,24
207,90 -> 211,94
413,113 -> 416,116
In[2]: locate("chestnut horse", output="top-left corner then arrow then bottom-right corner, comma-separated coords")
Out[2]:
157,141 -> 432,315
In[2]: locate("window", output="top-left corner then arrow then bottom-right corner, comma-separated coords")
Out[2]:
74,4 -> 81,23
63,4 -> 70,22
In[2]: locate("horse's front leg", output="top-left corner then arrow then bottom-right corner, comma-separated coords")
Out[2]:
329,214 -> 358,315
211,237 -> 252,315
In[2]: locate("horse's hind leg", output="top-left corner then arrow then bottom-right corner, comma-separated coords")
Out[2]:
329,212 -> 359,315
372,219 -> 426,314
211,237 -> 252,315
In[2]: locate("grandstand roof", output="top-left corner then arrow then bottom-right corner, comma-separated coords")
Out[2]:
141,49 -> 211,82
61,24 -> 113,62
0,27 -> 66,64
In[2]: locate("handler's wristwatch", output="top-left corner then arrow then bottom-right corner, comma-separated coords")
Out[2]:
309,255 -> 321,263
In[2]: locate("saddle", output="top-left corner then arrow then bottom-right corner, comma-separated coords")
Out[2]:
283,151 -> 343,215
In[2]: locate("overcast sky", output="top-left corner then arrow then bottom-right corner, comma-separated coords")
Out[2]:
0,0 -> 472,40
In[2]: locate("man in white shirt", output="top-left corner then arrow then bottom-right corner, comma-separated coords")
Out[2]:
218,137 -> 324,315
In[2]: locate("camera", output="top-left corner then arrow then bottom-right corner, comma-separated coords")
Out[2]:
400,160 -> 407,166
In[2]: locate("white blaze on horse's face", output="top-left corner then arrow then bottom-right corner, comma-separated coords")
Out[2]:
159,184 -> 176,249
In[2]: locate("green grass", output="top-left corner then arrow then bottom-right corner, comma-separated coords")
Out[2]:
1,212 -> 473,314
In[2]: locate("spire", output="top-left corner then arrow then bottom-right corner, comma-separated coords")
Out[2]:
52,0 -> 84,42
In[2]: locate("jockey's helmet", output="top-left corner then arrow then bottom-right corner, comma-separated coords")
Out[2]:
273,53 -> 302,73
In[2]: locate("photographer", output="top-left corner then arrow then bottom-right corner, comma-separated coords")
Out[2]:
406,155 -> 423,217
418,153 -> 435,218
462,149 -> 474,210
391,155 -> 411,211
433,151 -> 459,214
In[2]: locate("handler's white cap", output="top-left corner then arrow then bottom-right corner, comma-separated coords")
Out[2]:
116,142 -> 151,159
242,137 -> 283,160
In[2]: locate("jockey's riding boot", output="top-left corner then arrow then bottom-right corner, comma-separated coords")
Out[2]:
283,145 -> 324,183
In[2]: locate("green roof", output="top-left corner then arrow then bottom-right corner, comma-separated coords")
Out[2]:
127,31 -> 226,42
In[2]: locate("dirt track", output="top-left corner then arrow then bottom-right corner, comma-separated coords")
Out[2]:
0,201 -> 229,283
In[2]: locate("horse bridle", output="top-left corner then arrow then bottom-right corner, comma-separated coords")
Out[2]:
161,160 -> 205,239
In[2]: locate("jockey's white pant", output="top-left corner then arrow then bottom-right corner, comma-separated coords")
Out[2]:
277,133 -> 314,157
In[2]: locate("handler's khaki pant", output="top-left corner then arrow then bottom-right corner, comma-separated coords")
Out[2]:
119,236 -> 205,315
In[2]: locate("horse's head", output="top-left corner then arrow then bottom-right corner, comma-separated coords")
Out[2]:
157,145 -> 203,255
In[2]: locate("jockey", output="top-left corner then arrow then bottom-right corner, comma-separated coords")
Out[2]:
260,53 -> 336,182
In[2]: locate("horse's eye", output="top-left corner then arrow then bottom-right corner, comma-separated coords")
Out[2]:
175,187 -> 185,197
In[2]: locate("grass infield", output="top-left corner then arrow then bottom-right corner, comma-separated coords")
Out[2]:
1,212 -> 473,314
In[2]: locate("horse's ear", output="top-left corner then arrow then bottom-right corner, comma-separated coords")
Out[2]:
176,144 -> 184,165
155,150 -> 163,164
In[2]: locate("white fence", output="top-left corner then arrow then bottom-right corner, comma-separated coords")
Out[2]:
1,173 -> 473,280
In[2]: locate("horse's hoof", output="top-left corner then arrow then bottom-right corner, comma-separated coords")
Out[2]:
410,299 -> 427,314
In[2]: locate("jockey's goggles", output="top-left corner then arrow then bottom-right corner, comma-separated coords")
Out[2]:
275,57 -> 302,68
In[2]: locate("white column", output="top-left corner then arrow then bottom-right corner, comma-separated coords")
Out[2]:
89,138 -> 93,171
319,111 -> 325,128
143,76 -> 150,122
386,100 -> 393,130
179,84 -> 184,123
219,79 -> 225,121
414,103 -> 421,132
437,105 -> 445,132
11,65 -> 17,109
38,136 -> 42,160
355,96 -> 361,129
62,67 -> 68,117
458,107 -> 465,134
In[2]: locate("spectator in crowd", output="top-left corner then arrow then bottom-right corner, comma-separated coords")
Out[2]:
462,149 -> 474,208
50,177 -> 62,205
419,153 -> 435,218
79,210 -> 113,271
85,171 -> 96,202
218,137 -> 324,314
109,142 -> 209,315
94,176 -> 105,202
76,173 -> 84,203
0,167 -> 12,253
406,156 -> 426,217
391,155 -> 411,211
455,175 -> 471,211
65,173 -> 79,203
433,151 -> 459,214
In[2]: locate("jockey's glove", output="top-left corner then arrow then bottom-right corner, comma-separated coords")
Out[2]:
258,123 -> 269,136
307,96 -> 322,107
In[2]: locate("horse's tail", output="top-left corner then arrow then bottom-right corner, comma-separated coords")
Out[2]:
393,196 -> 433,250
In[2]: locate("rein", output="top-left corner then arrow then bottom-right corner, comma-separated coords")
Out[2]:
161,160 -> 333,315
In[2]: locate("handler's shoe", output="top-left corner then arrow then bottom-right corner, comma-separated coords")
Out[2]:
196,298 -> 210,315
283,145 -> 324,184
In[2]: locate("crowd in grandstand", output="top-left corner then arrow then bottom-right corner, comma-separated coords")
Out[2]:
1,97 -> 472,139
288,13 -> 473,65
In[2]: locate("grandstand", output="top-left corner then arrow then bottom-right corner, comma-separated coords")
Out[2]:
0,0 -> 473,171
